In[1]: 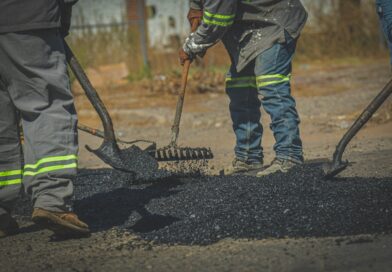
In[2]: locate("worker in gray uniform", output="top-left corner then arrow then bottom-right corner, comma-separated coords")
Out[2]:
181,0 -> 308,177
0,0 -> 89,237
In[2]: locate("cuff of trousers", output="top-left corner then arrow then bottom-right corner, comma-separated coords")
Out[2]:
235,155 -> 264,164
34,198 -> 73,213
276,154 -> 304,164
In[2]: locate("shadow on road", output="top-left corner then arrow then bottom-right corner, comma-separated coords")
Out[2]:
14,164 -> 392,245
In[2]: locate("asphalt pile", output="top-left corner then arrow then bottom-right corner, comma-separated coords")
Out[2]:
14,163 -> 392,245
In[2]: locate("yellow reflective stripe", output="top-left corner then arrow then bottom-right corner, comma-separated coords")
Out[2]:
204,11 -> 235,20
0,179 -> 22,187
256,74 -> 291,81
203,18 -> 234,27
24,155 -> 78,170
227,83 -> 257,89
257,78 -> 290,88
24,163 -> 77,177
226,76 -> 257,89
0,170 -> 22,177
226,76 -> 255,82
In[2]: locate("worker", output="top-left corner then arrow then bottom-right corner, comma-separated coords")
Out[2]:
181,0 -> 308,176
376,0 -> 392,67
0,0 -> 89,238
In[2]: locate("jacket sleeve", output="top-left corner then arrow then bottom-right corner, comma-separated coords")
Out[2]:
63,0 -> 78,5
183,0 -> 237,56
189,0 -> 203,10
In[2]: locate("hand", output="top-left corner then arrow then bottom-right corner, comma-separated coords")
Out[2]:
187,8 -> 203,30
60,4 -> 73,37
179,48 -> 192,66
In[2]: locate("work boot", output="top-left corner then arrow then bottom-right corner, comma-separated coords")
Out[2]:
256,158 -> 299,177
224,158 -> 263,175
0,213 -> 19,239
32,208 -> 90,237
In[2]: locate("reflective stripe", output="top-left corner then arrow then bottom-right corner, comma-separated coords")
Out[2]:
204,11 -> 235,20
226,76 -> 255,82
0,179 -> 22,187
257,74 -> 290,80
203,18 -> 234,27
203,10 -> 235,27
0,169 -> 22,177
226,76 -> 257,89
0,169 -> 22,187
257,74 -> 291,88
227,83 -> 257,89
24,155 -> 78,170
24,163 -> 77,177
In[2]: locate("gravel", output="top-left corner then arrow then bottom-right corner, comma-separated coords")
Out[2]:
14,163 -> 392,245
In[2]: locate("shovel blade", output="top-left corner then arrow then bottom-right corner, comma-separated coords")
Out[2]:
86,140 -> 159,178
323,160 -> 349,179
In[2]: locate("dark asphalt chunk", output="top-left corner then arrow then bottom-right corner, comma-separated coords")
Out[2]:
14,163 -> 392,245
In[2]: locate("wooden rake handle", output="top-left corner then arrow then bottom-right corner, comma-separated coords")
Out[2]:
170,20 -> 200,146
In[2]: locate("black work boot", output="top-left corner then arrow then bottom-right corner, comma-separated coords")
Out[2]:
224,158 -> 263,175
0,213 -> 19,239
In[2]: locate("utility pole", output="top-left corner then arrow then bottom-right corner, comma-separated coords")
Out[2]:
136,0 -> 150,71
126,0 -> 150,74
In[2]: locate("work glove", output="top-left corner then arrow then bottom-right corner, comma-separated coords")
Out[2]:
179,33 -> 213,66
187,8 -> 203,28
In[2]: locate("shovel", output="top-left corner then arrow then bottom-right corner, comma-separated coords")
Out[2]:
64,42 -> 158,175
323,78 -> 392,178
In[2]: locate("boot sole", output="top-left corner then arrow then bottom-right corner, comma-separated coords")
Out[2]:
32,211 -> 90,236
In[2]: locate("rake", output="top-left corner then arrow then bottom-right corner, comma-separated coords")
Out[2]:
153,22 -> 214,162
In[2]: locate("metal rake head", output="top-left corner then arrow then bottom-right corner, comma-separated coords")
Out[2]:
154,146 -> 214,162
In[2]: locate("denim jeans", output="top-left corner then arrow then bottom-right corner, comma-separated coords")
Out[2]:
226,33 -> 303,164
377,0 -> 392,66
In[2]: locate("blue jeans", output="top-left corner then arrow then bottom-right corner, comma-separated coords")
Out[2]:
226,34 -> 303,164
377,0 -> 392,66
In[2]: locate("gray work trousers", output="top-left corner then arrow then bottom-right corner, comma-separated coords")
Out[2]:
0,29 -> 78,216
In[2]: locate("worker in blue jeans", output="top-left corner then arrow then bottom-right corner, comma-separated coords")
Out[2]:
225,31 -> 303,176
377,0 -> 392,67
181,0 -> 307,176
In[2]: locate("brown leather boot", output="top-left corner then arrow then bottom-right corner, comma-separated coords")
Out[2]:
0,213 -> 19,238
32,208 -> 90,237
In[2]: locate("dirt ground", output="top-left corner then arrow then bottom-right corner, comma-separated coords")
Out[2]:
1,58 -> 392,272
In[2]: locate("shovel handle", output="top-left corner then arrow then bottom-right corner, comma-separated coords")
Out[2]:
64,42 -> 116,142
170,21 -> 200,146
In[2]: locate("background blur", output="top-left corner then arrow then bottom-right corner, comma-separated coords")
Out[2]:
68,0 -> 387,80
66,0 -> 391,176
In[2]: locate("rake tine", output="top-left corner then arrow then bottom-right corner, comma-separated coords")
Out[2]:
153,146 -> 214,162
174,149 -> 180,160
196,149 -> 201,159
187,149 -> 192,159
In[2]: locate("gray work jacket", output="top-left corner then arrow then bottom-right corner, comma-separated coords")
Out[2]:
0,0 -> 78,34
188,0 -> 308,72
